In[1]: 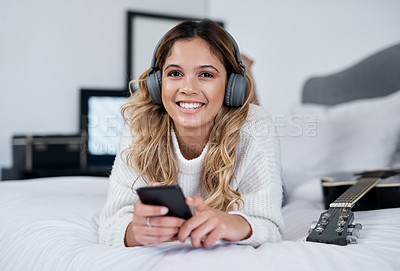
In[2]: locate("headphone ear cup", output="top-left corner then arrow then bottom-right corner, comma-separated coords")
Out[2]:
146,70 -> 162,104
225,74 -> 235,107
225,73 -> 247,107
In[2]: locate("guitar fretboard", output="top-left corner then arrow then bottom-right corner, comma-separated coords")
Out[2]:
330,177 -> 381,208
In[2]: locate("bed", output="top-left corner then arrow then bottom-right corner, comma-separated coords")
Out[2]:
1,43 -> 400,271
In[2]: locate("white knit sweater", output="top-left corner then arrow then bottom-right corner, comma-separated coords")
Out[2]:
98,104 -> 285,247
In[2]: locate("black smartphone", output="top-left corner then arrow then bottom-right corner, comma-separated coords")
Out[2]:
136,185 -> 193,220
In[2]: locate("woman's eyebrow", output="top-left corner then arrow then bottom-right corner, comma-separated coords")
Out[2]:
198,65 -> 220,73
164,64 -> 182,71
163,64 -> 220,73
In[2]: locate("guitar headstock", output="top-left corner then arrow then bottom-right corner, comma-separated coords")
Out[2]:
306,207 -> 361,245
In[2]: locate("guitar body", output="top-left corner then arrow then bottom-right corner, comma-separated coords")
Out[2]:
322,172 -> 400,211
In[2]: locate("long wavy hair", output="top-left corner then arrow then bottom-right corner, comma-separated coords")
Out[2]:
121,20 -> 256,211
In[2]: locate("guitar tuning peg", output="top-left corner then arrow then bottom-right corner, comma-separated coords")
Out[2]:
348,223 -> 362,230
321,212 -> 331,219
346,235 -> 358,244
308,221 -> 318,234
347,227 -> 360,238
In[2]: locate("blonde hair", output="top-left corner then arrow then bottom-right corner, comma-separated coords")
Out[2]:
121,20 -> 256,211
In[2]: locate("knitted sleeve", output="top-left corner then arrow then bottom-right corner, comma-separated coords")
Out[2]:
98,125 -> 145,247
226,105 -> 285,247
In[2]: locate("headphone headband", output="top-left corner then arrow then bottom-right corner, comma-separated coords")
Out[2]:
225,32 -> 246,76
149,33 -> 166,70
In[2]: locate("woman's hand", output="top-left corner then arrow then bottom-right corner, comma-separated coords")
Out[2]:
177,197 -> 252,248
125,183 -> 186,247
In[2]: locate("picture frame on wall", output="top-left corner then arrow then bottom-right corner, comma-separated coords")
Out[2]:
126,11 -> 224,88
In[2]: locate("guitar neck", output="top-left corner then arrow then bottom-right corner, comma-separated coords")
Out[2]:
330,177 -> 381,208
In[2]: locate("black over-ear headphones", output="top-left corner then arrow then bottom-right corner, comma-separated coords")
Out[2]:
146,27 -> 247,107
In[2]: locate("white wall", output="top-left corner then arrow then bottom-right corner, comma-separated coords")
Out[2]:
0,0 -> 208,171
209,0 -> 400,115
1,0 -> 400,173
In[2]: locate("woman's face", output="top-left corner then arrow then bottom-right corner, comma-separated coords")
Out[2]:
161,38 -> 227,137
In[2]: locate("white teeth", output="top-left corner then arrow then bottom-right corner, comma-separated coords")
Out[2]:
179,102 -> 203,109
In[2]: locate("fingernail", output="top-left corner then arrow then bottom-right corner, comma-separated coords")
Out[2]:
160,207 -> 168,214
187,197 -> 192,203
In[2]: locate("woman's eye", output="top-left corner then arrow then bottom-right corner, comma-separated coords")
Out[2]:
200,72 -> 214,78
167,71 -> 183,77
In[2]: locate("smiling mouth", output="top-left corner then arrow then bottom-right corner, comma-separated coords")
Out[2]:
177,102 -> 205,110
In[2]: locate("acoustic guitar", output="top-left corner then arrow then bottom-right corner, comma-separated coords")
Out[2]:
306,169 -> 400,246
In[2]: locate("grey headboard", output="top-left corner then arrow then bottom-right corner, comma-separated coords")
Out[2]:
302,43 -> 400,105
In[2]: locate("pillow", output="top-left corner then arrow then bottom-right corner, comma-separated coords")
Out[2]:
279,90 -> 400,195
390,136 -> 400,168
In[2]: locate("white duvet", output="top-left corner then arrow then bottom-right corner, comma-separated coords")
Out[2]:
0,176 -> 399,271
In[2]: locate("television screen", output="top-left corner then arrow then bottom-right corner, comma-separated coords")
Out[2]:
87,96 -> 126,155
80,89 -> 130,167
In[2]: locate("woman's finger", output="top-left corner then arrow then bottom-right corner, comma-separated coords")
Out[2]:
186,196 -> 206,213
142,225 -> 180,237
148,216 -> 185,228
177,211 -> 209,242
134,201 -> 168,217
147,181 -> 161,187
201,228 -> 222,248
131,222 -> 179,242
133,228 -> 176,245
189,219 -> 219,248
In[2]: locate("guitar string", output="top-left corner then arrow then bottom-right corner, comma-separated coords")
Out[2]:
346,176 -> 381,203
336,173 -> 383,204
339,178 -> 374,203
340,169 -> 399,204
337,179 -> 374,205
336,169 -> 386,205
334,180 -> 366,204
348,172 -> 381,200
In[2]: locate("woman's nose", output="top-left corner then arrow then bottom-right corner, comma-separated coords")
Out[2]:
179,77 -> 198,95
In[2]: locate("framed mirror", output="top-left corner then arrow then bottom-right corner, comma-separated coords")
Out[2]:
126,11 -> 224,86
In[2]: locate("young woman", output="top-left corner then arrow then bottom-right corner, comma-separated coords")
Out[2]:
98,19 -> 284,248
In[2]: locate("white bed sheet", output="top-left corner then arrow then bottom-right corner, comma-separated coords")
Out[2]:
0,176 -> 399,271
